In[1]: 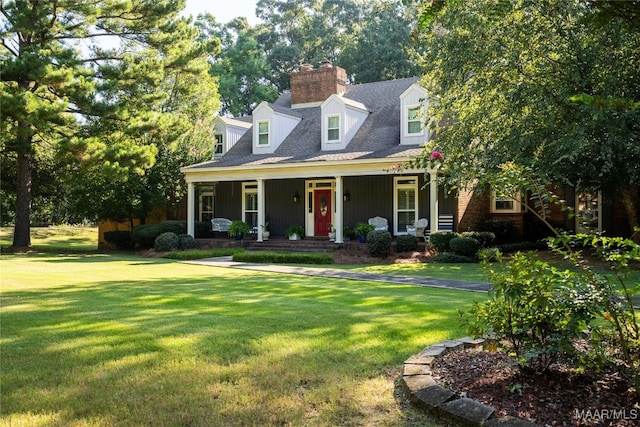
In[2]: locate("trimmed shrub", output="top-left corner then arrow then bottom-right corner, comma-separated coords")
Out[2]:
367,230 -> 392,258
178,234 -> 197,250
194,221 -> 213,238
155,232 -> 179,252
450,236 -> 481,256
396,234 -> 418,253
232,251 -> 333,264
429,231 -> 457,252
103,230 -> 132,249
131,224 -> 163,249
497,240 -> 548,253
161,220 -> 187,235
432,252 -> 476,263
484,219 -> 513,242
461,231 -> 496,248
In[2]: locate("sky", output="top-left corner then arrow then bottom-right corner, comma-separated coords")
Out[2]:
182,0 -> 261,25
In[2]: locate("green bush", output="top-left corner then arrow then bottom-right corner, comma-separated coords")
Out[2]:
354,223 -> 375,239
178,234 -> 197,250
484,219 -> 513,242
449,236 -> 480,256
103,230 -> 132,249
497,240 -> 548,253
232,251 -> 333,264
466,252 -> 600,372
432,252 -> 476,263
131,224 -> 163,249
194,221 -> 213,238
366,230 -> 392,258
461,231 -> 495,248
429,231 -> 457,252
161,220 -> 187,235
155,232 -> 179,252
396,234 -> 418,253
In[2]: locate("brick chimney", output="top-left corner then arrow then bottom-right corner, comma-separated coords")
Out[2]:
290,61 -> 347,107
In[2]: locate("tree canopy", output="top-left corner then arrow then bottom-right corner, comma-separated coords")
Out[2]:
413,0 -> 640,234
1,0 -> 220,247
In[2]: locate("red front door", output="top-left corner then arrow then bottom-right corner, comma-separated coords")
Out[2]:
314,189 -> 332,236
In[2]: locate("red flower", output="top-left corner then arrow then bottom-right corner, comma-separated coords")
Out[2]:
430,150 -> 444,161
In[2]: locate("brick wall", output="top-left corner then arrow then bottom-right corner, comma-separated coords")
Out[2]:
290,62 -> 347,106
457,188 -> 490,232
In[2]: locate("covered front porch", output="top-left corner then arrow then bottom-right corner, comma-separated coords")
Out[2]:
183,160 -> 450,244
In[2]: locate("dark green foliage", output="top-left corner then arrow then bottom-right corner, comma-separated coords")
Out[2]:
194,221 -> 213,238
366,230 -> 392,258
461,231 -> 495,248
161,220 -> 187,235
232,251 -> 333,265
131,224 -> 164,249
484,219 -> 514,242
466,252 -> 601,372
497,240 -> 548,253
396,234 -> 418,253
178,234 -> 197,250
103,231 -> 132,250
228,220 -> 252,238
343,226 -> 355,240
429,231 -> 457,252
449,236 -> 480,257
432,252 -> 476,263
354,223 -> 375,238
155,232 -> 179,252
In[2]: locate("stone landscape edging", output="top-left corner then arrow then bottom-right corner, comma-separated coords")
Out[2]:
401,337 -> 543,427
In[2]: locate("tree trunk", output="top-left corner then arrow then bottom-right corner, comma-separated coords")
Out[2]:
619,185 -> 640,243
12,151 -> 32,248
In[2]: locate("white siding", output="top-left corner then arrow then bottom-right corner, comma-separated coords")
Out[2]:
400,84 -> 430,146
321,95 -> 368,151
252,102 -> 301,155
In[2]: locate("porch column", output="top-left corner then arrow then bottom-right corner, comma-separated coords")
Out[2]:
257,178 -> 265,242
429,172 -> 439,232
187,181 -> 195,237
334,175 -> 344,243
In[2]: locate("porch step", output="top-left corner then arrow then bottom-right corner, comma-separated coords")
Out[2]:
246,238 -> 354,252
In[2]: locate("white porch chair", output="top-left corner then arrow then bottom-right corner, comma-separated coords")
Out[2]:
368,216 -> 388,231
407,218 -> 429,242
211,218 -> 232,232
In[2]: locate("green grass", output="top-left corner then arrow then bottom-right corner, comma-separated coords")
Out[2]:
0,253 -> 485,426
326,262 -> 489,283
162,247 -> 245,260
0,225 -> 98,251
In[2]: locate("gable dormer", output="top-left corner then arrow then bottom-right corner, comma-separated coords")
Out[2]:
213,116 -> 252,157
320,94 -> 369,151
400,83 -> 430,145
252,101 -> 302,154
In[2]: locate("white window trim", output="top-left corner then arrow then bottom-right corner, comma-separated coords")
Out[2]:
326,114 -> 341,143
394,176 -> 418,235
404,104 -> 425,137
256,120 -> 270,146
242,182 -> 258,227
575,191 -> 602,232
490,191 -> 521,214
199,192 -> 214,222
214,133 -> 223,155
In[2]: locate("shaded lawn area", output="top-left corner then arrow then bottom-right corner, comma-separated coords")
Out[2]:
0,253 -> 486,427
0,226 -> 98,252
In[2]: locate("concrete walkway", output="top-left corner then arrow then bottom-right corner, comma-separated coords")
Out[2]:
183,257 -> 491,293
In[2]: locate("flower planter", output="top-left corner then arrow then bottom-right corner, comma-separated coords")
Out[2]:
328,232 -> 336,242
288,233 -> 300,241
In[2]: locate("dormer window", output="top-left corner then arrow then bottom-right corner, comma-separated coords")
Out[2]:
257,120 -> 270,146
327,115 -> 341,142
214,134 -> 223,155
407,106 -> 423,135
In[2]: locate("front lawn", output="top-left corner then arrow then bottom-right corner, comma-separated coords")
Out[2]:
0,253 -> 485,426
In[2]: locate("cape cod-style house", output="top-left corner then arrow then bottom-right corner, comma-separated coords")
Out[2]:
181,62 -> 633,244
181,62 -> 449,243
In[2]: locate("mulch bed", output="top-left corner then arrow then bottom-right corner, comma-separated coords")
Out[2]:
432,349 -> 639,426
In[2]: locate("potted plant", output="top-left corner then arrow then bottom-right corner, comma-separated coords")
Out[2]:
285,224 -> 304,240
343,226 -> 355,241
354,222 -> 375,243
228,220 -> 251,240
261,222 -> 270,240
328,223 -> 336,242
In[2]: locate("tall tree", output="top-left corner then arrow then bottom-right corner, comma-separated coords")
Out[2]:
413,0 -> 640,235
0,0 -> 220,247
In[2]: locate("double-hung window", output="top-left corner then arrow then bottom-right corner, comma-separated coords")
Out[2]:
257,121 -> 270,146
214,134 -> 223,155
407,106 -> 422,135
327,115 -> 340,142
243,183 -> 258,228
490,191 -> 520,213
394,177 -> 418,234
